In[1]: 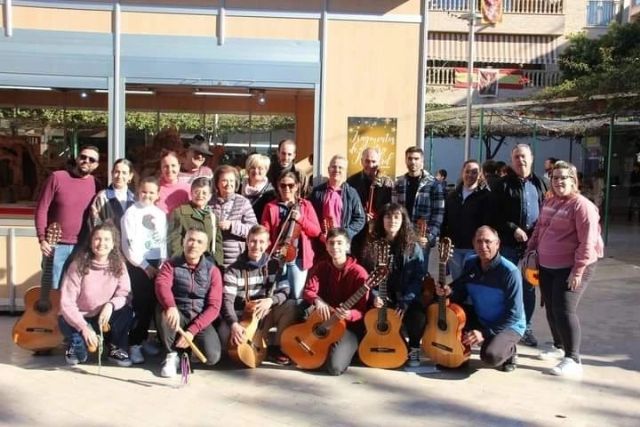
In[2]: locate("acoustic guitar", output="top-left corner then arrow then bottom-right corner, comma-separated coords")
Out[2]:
281,268 -> 388,370
13,223 -> 64,352
421,237 -> 470,368
358,241 -> 408,369
228,269 -> 273,368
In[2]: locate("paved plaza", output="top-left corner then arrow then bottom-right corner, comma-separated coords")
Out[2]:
1,223 -> 639,427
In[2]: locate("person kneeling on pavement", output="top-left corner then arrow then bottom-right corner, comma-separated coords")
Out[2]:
436,225 -> 525,372
155,227 -> 223,378
59,222 -> 134,367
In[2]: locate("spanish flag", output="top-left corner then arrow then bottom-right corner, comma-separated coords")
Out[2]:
482,0 -> 503,25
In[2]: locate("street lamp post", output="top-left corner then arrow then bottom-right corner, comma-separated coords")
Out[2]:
462,1 -> 481,161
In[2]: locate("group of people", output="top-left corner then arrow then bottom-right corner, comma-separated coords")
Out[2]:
35,137 -> 602,379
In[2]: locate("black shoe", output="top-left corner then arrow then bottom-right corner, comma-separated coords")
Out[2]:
501,354 -> 517,372
519,329 -> 538,347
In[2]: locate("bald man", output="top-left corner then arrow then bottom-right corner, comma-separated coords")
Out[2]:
346,148 -> 393,258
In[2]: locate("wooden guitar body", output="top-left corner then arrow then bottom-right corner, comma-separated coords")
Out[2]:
358,308 -> 407,369
422,299 -> 470,368
12,287 -> 63,352
228,302 -> 269,368
12,222 -> 63,353
280,310 -> 346,370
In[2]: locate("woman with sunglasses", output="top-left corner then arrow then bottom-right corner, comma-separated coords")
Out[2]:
526,161 -> 603,378
261,171 -> 321,300
89,158 -> 136,233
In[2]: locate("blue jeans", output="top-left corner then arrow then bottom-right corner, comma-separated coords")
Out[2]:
449,248 -> 475,281
281,259 -> 308,300
501,246 -> 535,330
48,243 -> 74,290
58,305 -> 134,350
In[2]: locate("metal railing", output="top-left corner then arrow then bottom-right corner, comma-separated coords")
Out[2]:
428,0 -> 564,14
586,1 -> 620,26
426,67 -> 561,88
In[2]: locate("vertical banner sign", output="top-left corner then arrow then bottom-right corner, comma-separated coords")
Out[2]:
347,117 -> 397,178
482,0 -> 503,25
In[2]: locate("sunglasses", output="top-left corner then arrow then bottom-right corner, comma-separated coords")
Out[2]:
279,183 -> 296,189
79,154 -> 98,164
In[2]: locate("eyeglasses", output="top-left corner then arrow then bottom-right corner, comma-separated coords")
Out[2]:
79,154 -> 98,164
551,175 -> 572,181
279,183 -> 296,190
475,239 -> 498,245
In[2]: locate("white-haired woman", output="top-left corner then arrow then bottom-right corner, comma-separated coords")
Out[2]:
240,153 -> 276,221
527,161 -> 603,377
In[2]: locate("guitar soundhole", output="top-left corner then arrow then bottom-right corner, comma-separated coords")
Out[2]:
376,322 -> 389,333
34,300 -> 52,314
437,320 -> 448,332
313,324 -> 328,338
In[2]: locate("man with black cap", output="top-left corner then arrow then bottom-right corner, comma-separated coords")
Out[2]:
178,134 -> 214,184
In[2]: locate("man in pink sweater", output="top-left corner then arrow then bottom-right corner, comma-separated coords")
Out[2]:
35,145 -> 101,289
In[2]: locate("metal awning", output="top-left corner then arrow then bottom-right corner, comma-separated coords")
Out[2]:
428,32 -> 559,64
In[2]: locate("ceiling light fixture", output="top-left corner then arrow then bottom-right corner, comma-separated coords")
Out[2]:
193,90 -> 253,97
94,89 -> 155,95
0,86 -> 53,91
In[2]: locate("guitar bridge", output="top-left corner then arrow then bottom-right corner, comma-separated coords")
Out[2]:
26,327 -> 55,333
431,342 -> 453,353
294,337 -> 314,355
369,347 -> 397,354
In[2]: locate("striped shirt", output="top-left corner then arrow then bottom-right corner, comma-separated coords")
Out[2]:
222,253 -> 289,325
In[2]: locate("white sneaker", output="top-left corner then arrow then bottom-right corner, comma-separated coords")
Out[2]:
537,346 -> 565,361
549,357 -> 583,377
129,345 -> 145,364
142,339 -> 161,356
161,352 -> 180,378
407,347 -> 421,367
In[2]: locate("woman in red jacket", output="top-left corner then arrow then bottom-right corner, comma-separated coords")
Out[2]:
261,171 -> 321,300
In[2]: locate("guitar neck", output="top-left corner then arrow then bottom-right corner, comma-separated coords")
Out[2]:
341,283 -> 369,311
40,251 -> 56,301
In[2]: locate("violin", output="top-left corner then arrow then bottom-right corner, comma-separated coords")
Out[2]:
270,202 -> 301,264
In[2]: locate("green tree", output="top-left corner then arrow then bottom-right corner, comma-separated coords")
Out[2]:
540,21 -> 640,109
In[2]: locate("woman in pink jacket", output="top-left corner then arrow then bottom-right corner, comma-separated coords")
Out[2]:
59,222 -> 133,367
261,170 -> 321,300
527,161 -> 603,377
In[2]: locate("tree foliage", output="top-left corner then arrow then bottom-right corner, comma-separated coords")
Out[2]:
539,21 -> 640,111
0,108 -> 294,133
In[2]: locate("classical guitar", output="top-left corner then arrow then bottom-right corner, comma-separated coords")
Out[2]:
12,223 -> 64,352
358,241 -> 408,369
228,269 -> 273,368
421,237 -> 470,368
281,268 -> 387,370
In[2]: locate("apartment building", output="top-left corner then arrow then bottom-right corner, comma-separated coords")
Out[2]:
426,0 -> 632,106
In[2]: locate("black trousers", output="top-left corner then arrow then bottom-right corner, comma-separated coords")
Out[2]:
127,262 -> 158,346
403,300 -> 427,348
155,306 -> 222,366
462,304 -> 520,367
539,264 -> 595,362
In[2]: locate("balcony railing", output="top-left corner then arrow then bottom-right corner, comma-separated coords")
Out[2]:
586,1 -> 620,26
426,67 -> 561,89
428,0 -> 563,14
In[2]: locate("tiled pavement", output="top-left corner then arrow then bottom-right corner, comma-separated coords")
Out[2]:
1,222 -> 639,427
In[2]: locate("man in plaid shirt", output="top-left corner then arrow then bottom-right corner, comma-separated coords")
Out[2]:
392,146 -> 445,263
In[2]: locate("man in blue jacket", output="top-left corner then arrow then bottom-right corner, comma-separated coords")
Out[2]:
438,226 -> 525,372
